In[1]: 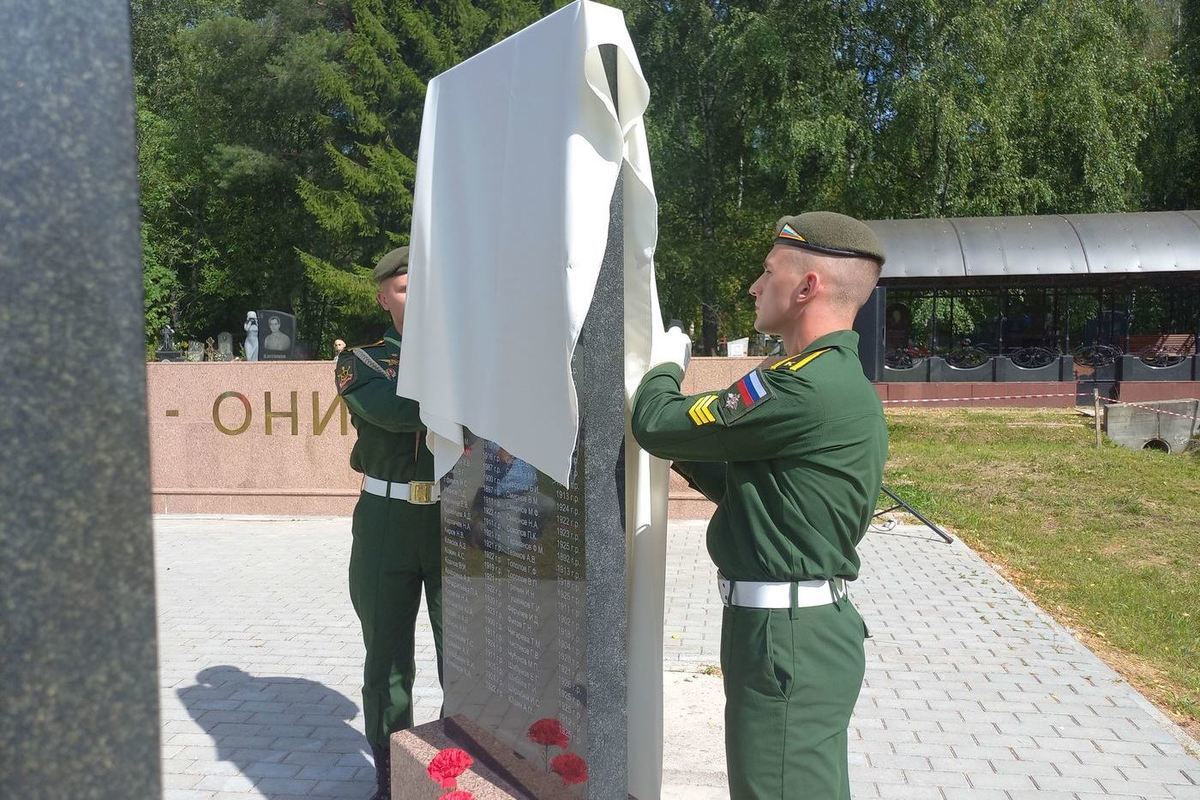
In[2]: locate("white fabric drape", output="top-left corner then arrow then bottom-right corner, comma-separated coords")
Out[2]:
401,0 -> 655,487
398,2 -> 670,798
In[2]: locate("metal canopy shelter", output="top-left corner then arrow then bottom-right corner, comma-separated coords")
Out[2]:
868,210 -> 1200,285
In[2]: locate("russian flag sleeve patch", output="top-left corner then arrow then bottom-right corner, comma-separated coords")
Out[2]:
721,369 -> 773,422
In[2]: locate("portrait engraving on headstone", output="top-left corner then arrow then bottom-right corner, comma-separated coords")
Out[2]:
256,309 -> 296,361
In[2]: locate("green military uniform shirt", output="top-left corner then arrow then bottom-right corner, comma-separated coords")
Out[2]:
631,330 -> 887,583
335,327 -> 435,481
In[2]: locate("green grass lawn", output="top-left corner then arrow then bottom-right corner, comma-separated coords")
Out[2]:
883,407 -> 1199,736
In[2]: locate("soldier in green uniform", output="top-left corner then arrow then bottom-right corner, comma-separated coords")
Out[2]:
631,212 -> 888,800
334,246 -> 442,800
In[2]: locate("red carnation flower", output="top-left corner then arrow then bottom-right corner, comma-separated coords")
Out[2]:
427,748 -> 473,789
439,792 -> 475,800
550,752 -> 588,785
526,718 -> 570,749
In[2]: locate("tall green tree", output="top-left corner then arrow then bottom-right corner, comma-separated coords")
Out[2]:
135,0 -> 555,353
135,0 -> 1182,353
626,0 -> 1171,352
624,1 -> 834,351
297,0 -> 552,342
134,0 -> 343,350
1142,0 -> 1199,208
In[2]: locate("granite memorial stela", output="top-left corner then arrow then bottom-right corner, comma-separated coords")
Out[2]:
388,3 -> 666,797
401,166 -> 629,800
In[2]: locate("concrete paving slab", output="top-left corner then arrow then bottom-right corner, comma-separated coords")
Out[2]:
155,516 -> 1200,799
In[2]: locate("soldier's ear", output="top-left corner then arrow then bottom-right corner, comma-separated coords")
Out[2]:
794,271 -> 817,304
376,289 -> 388,310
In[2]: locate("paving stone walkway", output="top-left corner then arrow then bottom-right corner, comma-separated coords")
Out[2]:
156,516 -> 1199,799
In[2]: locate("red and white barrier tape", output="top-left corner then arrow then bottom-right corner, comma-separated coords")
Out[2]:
1106,399 -> 1200,423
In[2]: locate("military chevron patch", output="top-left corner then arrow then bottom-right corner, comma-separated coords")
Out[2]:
688,394 -> 719,426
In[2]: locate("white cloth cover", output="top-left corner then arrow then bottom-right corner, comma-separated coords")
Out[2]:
401,0 -> 656,486
398,2 -> 671,798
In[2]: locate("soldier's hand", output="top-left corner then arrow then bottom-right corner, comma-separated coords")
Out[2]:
650,325 -> 692,372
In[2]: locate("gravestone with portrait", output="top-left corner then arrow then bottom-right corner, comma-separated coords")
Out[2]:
392,48 -> 630,800
256,309 -> 296,361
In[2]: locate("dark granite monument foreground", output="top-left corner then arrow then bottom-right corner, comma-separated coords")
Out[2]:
394,47 -> 630,800
0,3 -> 161,799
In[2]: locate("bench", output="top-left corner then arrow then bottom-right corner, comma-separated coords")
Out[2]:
1126,333 -> 1197,355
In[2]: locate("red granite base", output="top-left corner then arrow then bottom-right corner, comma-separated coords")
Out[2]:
391,715 -> 576,800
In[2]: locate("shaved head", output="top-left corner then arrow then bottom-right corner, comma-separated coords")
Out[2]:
777,248 -> 881,311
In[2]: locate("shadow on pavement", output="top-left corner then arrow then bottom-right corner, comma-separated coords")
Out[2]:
178,665 -> 374,799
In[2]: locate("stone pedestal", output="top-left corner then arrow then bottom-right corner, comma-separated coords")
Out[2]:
392,716 -> 579,800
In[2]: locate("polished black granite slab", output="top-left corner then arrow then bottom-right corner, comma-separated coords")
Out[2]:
0,3 -> 160,798
440,91 -> 629,800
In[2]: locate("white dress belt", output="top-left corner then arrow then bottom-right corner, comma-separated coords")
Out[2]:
718,572 -> 847,609
361,475 -> 440,504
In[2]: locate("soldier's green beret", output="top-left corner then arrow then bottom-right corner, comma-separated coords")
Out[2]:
774,211 -> 886,265
372,246 -> 409,283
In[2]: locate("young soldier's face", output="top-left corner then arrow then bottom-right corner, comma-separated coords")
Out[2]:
377,273 -> 409,330
749,246 -> 808,334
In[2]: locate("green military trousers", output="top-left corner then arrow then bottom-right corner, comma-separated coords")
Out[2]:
720,599 -> 868,799
349,492 -> 444,749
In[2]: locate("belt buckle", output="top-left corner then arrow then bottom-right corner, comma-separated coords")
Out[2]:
408,481 -> 435,504
717,574 -> 732,606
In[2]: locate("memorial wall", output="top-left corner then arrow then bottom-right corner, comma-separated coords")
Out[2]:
147,359 -> 1200,517
148,361 -> 361,515
145,358 -> 760,516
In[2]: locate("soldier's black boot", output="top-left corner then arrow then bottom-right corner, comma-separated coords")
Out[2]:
369,743 -> 391,800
